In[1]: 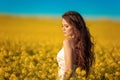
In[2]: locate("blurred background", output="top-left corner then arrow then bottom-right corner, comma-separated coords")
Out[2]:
0,0 -> 120,43
0,0 -> 120,80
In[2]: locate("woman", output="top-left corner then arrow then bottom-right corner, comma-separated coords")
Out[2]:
57,11 -> 95,80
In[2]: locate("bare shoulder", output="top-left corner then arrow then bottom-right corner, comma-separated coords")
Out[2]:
63,38 -> 74,48
63,38 -> 72,44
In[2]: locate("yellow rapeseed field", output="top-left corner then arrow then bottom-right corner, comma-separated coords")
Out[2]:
0,15 -> 120,80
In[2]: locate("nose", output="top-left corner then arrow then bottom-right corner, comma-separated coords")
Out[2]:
62,26 -> 65,31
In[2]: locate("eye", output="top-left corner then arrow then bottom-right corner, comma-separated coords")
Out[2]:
62,24 -> 69,28
65,25 -> 69,28
62,25 -> 69,28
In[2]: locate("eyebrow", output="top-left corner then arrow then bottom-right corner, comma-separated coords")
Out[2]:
62,23 -> 69,26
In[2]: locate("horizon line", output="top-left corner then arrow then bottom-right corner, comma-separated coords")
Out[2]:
0,12 -> 120,21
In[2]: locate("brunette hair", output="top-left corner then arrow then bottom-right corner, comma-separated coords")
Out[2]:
62,11 -> 95,77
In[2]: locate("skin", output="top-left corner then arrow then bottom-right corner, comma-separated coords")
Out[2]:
62,18 -> 75,79
62,18 -> 74,38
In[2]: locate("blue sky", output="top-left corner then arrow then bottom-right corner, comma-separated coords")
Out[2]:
0,0 -> 120,19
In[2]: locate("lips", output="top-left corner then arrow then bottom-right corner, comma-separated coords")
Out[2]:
63,32 -> 66,34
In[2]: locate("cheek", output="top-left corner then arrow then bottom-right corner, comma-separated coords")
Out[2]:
67,27 -> 74,34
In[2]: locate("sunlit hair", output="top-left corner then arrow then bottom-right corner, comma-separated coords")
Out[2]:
62,11 -> 95,77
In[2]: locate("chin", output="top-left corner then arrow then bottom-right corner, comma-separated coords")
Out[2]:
64,34 -> 67,36
64,35 -> 67,36
64,34 -> 70,37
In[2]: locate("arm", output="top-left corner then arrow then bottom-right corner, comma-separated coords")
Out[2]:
63,39 -> 73,79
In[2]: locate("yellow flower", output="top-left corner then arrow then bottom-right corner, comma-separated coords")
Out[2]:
81,70 -> 86,76
101,68 -> 105,72
9,74 -> 18,80
89,74 -> 95,79
64,69 -> 72,79
22,68 -> 27,74
70,77 -> 75,80
41,74 -> 46,79
5,72 -> 10,78
82,77 -> 86,80
117,61 -> 120,64
75,67 -> 81,75
0,68 -> 4,75
105,73 -> 109,78
115,71 -> 120,76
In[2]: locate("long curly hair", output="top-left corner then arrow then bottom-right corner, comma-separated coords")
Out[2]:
62,11 -> 95,77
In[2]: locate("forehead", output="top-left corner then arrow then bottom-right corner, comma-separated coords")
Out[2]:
62,18 -> 69,24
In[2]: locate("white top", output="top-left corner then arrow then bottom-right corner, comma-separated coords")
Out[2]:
57,48 -> 65,80
57,48 -> 77,80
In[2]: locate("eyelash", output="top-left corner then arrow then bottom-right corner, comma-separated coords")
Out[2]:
62,25 -> 69,28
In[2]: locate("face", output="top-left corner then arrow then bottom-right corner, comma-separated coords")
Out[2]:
62,18 -> 74,37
